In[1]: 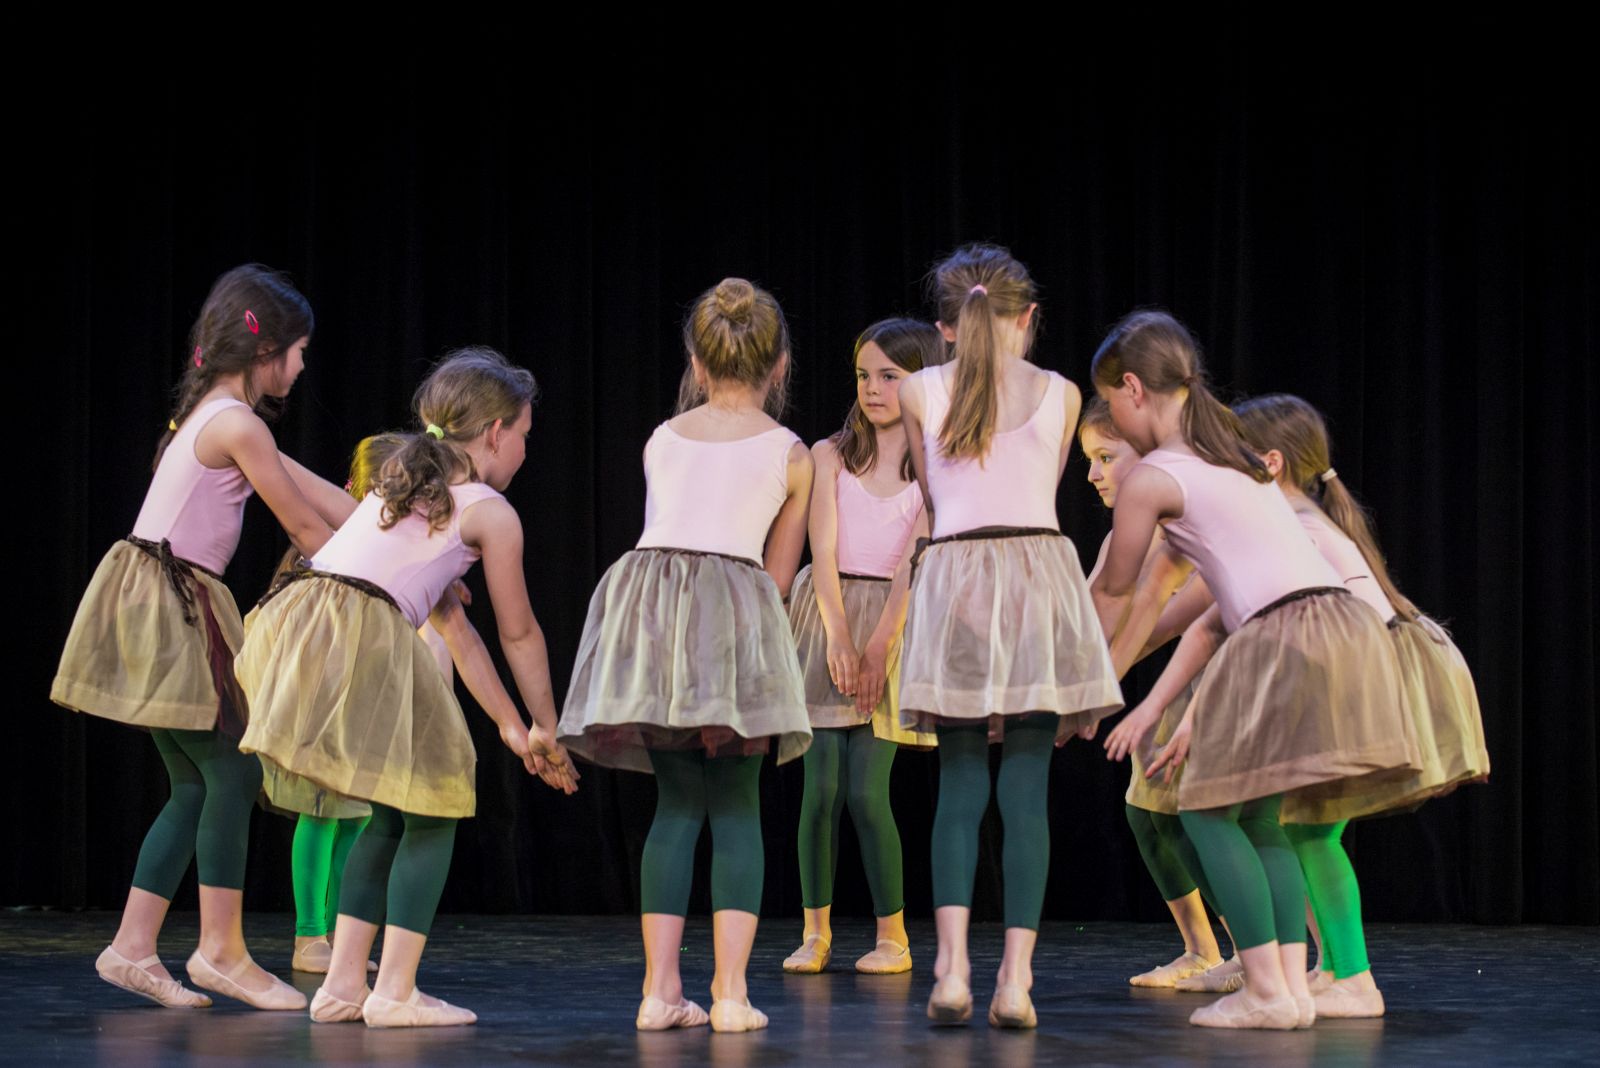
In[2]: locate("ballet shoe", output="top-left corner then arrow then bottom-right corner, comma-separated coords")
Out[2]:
781,935 -> 832,974
186,949 -> 307,1011
1175,956 -> 1245,993
855,939 -> 912,975
709,998 -> 768,1033
292,938 -> 332,973
95,946 -> 212,1008
636,995 -> 710,1031
926,974 -> 973,1025
987,983 -> 1037,1029
1188,989 -> 1299,1030
1314,979 -> 1386,1018
1129,950 -> 1221,988
362,987 -> 477,1029
1306,967 -> 1334,995
1295,994 -> 1317,1029
309,985 -> 369,1023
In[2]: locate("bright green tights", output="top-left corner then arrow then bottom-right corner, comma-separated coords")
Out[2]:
930,714 -> 1055,930
336,803 -> 457,935
1179,795 -> 1306,950
798,726 -> 903,916
131,728 -> 262,897
1286,820 -> 1369,977
292,814 -> 370,937
641,749 -> 764,916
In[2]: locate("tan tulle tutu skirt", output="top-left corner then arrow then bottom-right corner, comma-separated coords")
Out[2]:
236,575 -> 476,819
786,564 -> 936,748
1281,615 -> 1489,823
1125,680 -> 1197,816
898,532 -> 1123,738
52,539 -> 246,733
558,548 -> 812,774
1178,588 -> 1421,811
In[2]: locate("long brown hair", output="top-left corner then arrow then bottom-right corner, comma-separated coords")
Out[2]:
832,318 -> 944,481
154,264 -> 314,469
927,244 -> 1038,461
1234,394 -> 1420,621
1090,310 -> 1268,482
675,278 -> 792,417
1076,396 -> 1120,446
374,347 -> 537,532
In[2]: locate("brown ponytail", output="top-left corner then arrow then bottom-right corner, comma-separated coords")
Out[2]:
374,347 -> 537,532
1234,394 -> 1420,621
1090,310 -> 1268,482
154,265 -> 314,469
832,318 -> 944,481
928,244 -> 1038,462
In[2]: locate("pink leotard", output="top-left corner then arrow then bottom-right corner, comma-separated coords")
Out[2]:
311,481 -> 504,629
1136,448 -> 1343,632
634,423 -> 801,562
919,362 -> 1066,539
834,469 -> 922,579
130,398 -> 254,575
1296,506 -> 1397,623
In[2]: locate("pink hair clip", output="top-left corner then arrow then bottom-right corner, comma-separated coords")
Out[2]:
244,309 -> 259,335
969,284 -> 988,296
193,345 -> 203,367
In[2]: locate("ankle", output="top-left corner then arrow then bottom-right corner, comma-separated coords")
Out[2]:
710,975 -> 748,1003
111,935 -> 157,961
372,978 -> 415,1002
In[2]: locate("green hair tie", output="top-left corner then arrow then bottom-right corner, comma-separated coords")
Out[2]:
425,424 -> 445,440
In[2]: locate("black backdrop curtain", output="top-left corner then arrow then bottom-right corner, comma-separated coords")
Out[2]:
13,11 -> 1596,925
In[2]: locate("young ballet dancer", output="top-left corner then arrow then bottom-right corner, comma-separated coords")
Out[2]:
1095,311 -> 1417,1030
1078,401 -> 1229,988
558,278 -> 814,1034
783,318 -> 941,977
1234,393 -> 1489,1018
237,347 -> 578,1029
52,265 -> 356,1011
897,245 -> 1123,1029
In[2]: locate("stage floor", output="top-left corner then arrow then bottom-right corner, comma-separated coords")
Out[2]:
0,912 -> 1594,1066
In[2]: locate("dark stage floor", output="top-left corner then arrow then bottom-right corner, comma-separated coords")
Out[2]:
1,912 -> 1594,1066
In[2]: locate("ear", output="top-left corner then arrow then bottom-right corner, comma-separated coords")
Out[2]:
771,351 -> 790,383
1262,448 -> 1286,480
935,320 -> 958,343
486,417 -> 505,452
1121,371 -> 1145,404
1018,303 -> 1038,329
689,353 -> 708,385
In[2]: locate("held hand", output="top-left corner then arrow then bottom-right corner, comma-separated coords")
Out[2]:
855,638 -> 889,716
1103,702 -> 1160,762
1077,718 -> 1099,741
1146,711 -> 1193,784
527,723 -> 581,795
826,633 -> 859,698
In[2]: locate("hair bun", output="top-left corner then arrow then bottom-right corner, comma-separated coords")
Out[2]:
712,278 -> 757,323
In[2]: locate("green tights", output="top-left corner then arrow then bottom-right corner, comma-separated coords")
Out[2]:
1286,820 -> 1369,977
1126,804 -> 1219,909
930,714 -> 1055,931
131,728 -> 262,897
798,726 -> 903,916
1179,795 -> 1306,950
336,802 -> 457,935
292,814 -> 370,937
641,749 -> 764,916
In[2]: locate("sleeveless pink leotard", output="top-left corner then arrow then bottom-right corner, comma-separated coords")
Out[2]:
130,398 -> 254,574
311,482 -> 504,629
635,423 -> 801,561
835,470 -> 922,578
919,363 -> 1066,538
1135,449 -> 1342,632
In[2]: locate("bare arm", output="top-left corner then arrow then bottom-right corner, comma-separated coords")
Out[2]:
899,375 -> 934,533
280,453 -> 359,527
1109,543 -> 1196,678
1054,377 -> 1084,480
806,441 -> 857,694
200,407 -> 334,558
1104,603 -> 1226,763
762,441 -> 814,599
1138,573 -> 1215,661
459,496 -> 578,793
428,589 -> 540,771
1090,465 -> 1184,660
856,503 -> 930,715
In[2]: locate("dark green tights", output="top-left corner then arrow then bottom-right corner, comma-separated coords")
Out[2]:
930,714 -> 1055,931
1286,820 -> 1369,977
798,726 -> 903,916
131,728 -> 262,897
641,749 -> 763,916
1179,795 -> 1306,950
1126,804 -> 1219,909
336,802 -> 457,935
292,814 -> 370,937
